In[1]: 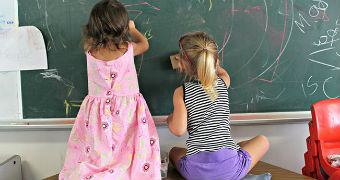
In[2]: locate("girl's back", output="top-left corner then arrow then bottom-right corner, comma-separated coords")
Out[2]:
87,42 -> 139,96
59,1 -> 161,180
184,77 -> 240,156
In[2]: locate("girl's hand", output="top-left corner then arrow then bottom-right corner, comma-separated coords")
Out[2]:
129,20 -> 136,30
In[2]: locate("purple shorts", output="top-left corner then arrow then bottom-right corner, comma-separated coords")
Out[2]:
178,148 -> 252,180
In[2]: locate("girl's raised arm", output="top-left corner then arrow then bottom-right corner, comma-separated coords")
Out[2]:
129,20 -> 149,56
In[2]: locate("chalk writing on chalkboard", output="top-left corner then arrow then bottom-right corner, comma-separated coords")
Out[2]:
258,0 -> 293,83
124,1 -> 160,76
43,2 -> 161,117
295,0 -> 340,101
19,0 -> 340,118
40,69 -> 80,117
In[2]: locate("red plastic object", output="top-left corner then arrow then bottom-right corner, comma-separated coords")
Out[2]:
308,122 -> 319,158
315,157 -> 327,180
329,170 -> 340,180
310,171 -> 317,179
311,139 -> 318,158
307,136 -> 318,158
304,152 -> 311,176
311,157 -> 318,178
302,166 -> 307,175
305,151 -> 315,175
309,121 -> 315,140
304,138 -> 318,178
311,98 -> 340,179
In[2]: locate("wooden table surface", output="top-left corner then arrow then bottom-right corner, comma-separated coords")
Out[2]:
44,161 -> 315,180
249,161 -> 315,180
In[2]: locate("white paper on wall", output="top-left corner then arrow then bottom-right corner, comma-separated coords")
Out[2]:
0,0 -> 18,30
0,72 -> 20,120
0,26 -> 48,71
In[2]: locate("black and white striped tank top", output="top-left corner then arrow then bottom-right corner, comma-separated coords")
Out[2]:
183,77 -> 240,156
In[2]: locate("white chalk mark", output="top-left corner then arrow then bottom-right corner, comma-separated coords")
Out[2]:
236,0 -> 294,87
254,0 -> 294,82
301,83 -> 307,97
237,103 -> 249,112
308,58 -> 340,70
218,0 -> 234,53
309,47 -> 335,55
231,0 -> 268,75
257,0 -> 294,82
278,0 -> 286,15
264,0 -> 268,30
44,0 -> 56,50
262,55 -> 270,67
294,13 -> 311,34
323,77 -> 340,99
256,88 -> 286,102
309,1 -> 328,18
306,76 -> 318,95
40,69 -> 61,80
40,69 -> 74,88
36,0 -> 41,9
336,52 -> 340,56
312,36 -> 328,46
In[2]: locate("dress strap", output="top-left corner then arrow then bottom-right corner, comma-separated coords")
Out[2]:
128,42 -> 134,56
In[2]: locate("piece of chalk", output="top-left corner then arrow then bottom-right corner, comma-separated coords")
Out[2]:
170,54 -> 180,69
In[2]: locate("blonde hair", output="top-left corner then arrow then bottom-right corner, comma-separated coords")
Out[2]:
179,31 -> 218,101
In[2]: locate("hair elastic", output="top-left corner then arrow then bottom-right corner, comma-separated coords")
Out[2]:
178,41 -> 192,66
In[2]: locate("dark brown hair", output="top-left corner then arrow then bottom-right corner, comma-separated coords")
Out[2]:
83,0 -> 129,51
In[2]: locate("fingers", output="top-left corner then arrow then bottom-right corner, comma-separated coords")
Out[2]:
129,20 -> 135,29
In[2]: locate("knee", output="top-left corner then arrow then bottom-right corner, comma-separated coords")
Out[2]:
257,135 -> 270,151
169,147 -> 181,158
169,147 -> 177,156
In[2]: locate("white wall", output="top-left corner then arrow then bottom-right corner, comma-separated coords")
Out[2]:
0,122 -> 309,180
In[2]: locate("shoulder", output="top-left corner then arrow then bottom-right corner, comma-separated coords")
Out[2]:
118,42 -> 130,57
219,76 -> 230,88
173,86 -> 186,111
120,42 -> 129,50
126,41 -> 134,54
174,86 -> 184,98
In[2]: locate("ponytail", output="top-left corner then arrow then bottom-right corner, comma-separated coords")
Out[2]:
197,50 -> 218,101
178,31 -> 219,101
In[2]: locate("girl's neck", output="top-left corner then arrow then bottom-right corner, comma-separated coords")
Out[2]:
91,42 -> 128,61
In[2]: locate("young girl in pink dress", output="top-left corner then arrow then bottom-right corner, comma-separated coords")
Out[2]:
59,1 -> 161,179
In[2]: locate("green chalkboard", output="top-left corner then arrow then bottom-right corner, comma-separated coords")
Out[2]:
19,0 -> 340,118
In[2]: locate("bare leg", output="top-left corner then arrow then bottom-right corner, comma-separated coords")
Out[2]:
169,147 -> 187,170
238,135 -> 270,171
237,140 -> 250,147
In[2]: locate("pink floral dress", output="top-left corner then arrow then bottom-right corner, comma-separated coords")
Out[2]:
59,43 -> 161,180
